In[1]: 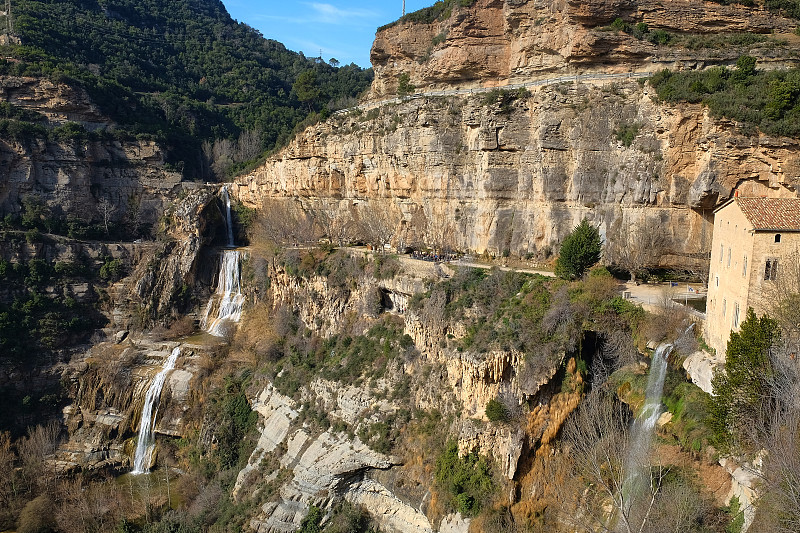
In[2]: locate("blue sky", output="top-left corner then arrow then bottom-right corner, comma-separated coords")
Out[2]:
221,1 -> 436,68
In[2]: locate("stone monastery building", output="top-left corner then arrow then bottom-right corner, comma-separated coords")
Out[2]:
705,197 -> 800,356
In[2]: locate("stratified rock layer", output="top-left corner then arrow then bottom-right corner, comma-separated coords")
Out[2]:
234,81 -> 799,267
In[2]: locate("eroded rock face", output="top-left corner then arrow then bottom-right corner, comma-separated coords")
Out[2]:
235,82 -> 799,267
234,385 -> 409,533
58,338 -> 214,472
369,0 -> 796,98
233,0 -> 800,269
0,75 -> 181,227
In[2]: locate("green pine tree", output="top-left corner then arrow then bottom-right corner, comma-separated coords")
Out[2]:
554,219 -> 602,280
709,308 -> 779,452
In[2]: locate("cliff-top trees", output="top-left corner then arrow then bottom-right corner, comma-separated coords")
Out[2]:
555,219 -> 602,280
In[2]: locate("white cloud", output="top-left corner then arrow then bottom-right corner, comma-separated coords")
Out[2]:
306,2 -> 377,24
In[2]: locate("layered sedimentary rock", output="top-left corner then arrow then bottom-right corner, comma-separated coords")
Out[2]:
0,75 -> 182,226
234,81 -> 800,267
369,0 -> 797,98
233,0 -> 800,268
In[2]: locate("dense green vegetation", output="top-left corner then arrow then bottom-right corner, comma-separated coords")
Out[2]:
555,219 -> 602,280
0,0 -> 372,178
435,441 -> 494,516
650,57 -> 800,137
709,308 -> 779,452
604,18 -> 674,45
0,258 -> 102,360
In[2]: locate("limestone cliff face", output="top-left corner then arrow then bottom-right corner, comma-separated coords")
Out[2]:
369,0 -> 796,98
234,81 -> 800,267
233,0 -> 800,267
0,75 -> 182,226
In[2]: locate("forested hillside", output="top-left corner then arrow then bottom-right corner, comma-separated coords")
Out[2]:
0,0 -> 372,177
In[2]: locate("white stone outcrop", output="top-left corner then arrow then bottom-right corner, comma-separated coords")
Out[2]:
238,385 -> 406,533
347,478 -> 435,533
683,349 -> 724,395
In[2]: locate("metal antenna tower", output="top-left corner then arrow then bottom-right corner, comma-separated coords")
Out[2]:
403,0 -> 406,16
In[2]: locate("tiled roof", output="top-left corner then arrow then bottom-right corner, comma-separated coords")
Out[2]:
735,197 -> 800,231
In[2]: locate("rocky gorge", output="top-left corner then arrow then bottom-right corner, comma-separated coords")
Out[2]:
2,0 -> 799,532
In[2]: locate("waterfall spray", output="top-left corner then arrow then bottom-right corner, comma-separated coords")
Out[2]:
132,346 -> 180,474
201,250 -> 245,336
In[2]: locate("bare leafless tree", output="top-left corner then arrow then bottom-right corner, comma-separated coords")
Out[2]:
0,432 -> 17,526
235,129 -> 263,162
354,202 -> 400,253
318,209 -> 357,247
249,199 -> 319,255
608,216 -> 671,283
17,421 -> 61,495
559,390 -> 690,533
762,247 -> 800,356
96,195 -> 116,236
750,330 -> 800,533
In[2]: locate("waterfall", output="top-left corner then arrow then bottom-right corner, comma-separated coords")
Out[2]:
221,185 -> 235,247
132,346 -> 180,474
201,186 -> 244,337
622,342 -> 672,511
201,250 -> 245,336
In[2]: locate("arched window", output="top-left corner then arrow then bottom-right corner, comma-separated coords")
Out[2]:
775,234 -> 782,243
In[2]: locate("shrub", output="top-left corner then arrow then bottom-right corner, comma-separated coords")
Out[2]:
17,495 -> 56,533
435,441 -> 494,516
485,398 -> 510,422
397,72 -> 415,96
298,505 -> 323,533
99,257 -> 125,282
614,123 -> 640,147
554,219 -> 602,280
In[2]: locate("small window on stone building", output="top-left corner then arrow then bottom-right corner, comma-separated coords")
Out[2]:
723,299 -> 727,317
743,255 -> 747,277
775,234 -> 782,243
734,302 -> 740,328
765,258 -> 779,281
727,248 -> 732,267
716,276 -> 719,287
720,244 -> 723,263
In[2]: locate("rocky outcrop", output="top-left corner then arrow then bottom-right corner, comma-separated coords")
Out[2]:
233,0 -> 800,269
235,385 -> 402,533
682,348 -> 724,394
233,80 -> 800,268
370,0 -> 797,98
58,337 -> 216,471
0,75 -> 182,227
124,186 -> 220,326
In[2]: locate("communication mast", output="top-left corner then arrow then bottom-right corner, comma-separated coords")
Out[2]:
403,0 -> 406,16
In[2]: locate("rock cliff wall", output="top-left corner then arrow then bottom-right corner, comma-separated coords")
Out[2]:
233,0 -> 800,268
234,80 -> 799,267
0,75 -> 182,227
369,0 -> 797,98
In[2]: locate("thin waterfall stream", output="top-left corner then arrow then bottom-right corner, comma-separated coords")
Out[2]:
201,186 -> 245,337
132,346 -> 181,474
621,323 -> 694,514
622,342 -> 672,510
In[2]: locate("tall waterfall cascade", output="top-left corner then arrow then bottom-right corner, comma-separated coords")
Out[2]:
622,323 -> 696,512
132,346 -> 181,474
201,186 -> 245,337
622,342 -> 672,510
